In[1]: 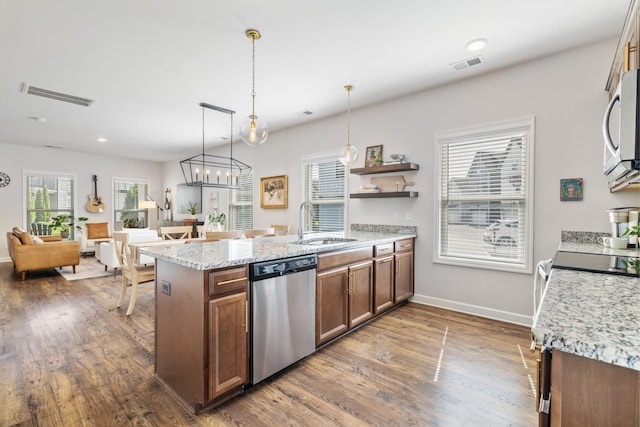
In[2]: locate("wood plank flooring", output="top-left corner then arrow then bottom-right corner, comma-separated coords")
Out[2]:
0,261 -> 537,426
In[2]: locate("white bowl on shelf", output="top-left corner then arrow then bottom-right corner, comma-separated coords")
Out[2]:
360,184 -> 378,190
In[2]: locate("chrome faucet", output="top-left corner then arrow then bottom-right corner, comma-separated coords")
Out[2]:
298,200 -> 315,240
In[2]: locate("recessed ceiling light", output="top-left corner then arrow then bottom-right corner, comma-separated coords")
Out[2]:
96,137 -> 107,143
466,38 -> 488,52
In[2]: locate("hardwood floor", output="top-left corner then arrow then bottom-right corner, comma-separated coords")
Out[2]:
0,261 -> 538,426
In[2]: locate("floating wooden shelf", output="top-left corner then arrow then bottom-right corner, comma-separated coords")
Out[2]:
350,191 -> 419,199
350,163 -> 419,175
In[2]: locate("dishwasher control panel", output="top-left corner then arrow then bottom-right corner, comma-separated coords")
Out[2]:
250,254 -> 317,280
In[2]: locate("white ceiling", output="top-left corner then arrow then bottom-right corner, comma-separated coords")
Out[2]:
0,0 -> 631,162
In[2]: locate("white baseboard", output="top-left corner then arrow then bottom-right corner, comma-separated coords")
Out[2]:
1,256 -> 11,263
410,293 -> 533,327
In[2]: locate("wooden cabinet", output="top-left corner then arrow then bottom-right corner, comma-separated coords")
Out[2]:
394,239 -> 414,303
155,261 -> 248,414
540,350 -> 640,427
606,0 -> 640,98
373,243 -> 394,314
316,247 -> 373,346
208,291 -> 247,399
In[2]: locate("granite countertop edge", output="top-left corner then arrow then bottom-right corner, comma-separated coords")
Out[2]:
532,241 -> 640,371
138,230 -> 416,271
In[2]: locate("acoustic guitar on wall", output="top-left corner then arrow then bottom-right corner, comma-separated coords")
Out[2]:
87,175 -> 105,213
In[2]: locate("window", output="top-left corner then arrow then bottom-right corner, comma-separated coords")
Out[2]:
434,117 -> 534,273
25,172 -> 77,237
229,170 -> 254,230
302,155 -> 346,233
113,178 -> 149,229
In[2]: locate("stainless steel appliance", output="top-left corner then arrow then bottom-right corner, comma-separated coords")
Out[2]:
603,69 -> 640,191
250,254 -> 317,384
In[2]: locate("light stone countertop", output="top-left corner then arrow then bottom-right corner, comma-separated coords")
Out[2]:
532,242 -> 640,371
138,230 -> 416,271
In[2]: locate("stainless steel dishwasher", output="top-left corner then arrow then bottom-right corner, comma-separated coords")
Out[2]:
249,254 -> 317,384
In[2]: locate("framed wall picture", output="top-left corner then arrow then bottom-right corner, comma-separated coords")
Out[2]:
560,178 -> 583,201
260,175 -> 288,208
365,145 -> 384,167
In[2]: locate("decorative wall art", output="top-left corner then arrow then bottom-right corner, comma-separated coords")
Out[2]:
560,178 -> 583,201
260,175 -> 288,208
365,145 -> 383,167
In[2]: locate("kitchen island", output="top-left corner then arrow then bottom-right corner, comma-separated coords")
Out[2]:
139,227 -> 416,414
531,239 -> 640,426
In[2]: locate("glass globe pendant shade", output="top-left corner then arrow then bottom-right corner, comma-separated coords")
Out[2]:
240,115 -> 268,146
339,143 -> 359,165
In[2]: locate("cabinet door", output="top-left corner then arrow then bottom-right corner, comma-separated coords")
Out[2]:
316,267 -> 349,346
374,255 -> 394,315
208,292 -> 247,400
395,251 -> 414,303
349,260 -> 373,328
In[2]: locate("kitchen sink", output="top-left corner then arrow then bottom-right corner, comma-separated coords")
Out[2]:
289,237 -> 358,246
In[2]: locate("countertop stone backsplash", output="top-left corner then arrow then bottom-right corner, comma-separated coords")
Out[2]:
561,230 -> 610,244
351,224 -> 418,234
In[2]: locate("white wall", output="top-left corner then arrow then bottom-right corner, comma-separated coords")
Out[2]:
161,38 -> 639,325
3,38 -> 638,325
0,143 -> 163,259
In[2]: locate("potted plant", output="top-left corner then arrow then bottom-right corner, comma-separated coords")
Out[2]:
187,201 -> 198,216
123,218 -> 140,228
50,215 -> 88,238
207,209 -> 225,231
623,224 -> 640,247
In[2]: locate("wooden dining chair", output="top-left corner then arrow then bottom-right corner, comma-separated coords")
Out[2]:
244,228 -> 275,238
206,230 -> 243,240
160,226 -> 192,240
270,224 -> 290,235
113,232 -> 155,316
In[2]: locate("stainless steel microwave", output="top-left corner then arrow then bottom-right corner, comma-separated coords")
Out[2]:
603,69 -> 640,190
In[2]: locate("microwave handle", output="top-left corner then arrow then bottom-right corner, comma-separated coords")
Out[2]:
602,91 -> 620,156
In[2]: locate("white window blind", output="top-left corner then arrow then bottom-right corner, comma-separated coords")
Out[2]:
302,156 -> 346,233
434,117 -> 534,273
229,170 -> 254,230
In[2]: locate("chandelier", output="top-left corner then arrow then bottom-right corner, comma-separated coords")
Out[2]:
180,102 -> 252,189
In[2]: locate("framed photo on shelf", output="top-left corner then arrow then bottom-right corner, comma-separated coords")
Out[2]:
260,175 -> 288,208
365,145 -> 383,167
560,178 -> 583,201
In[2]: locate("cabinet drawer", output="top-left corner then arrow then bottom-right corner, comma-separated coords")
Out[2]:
208,266 -> 248,297
394,239 -> 413,253
374,243 -> 394,257
318,246 -> 373,271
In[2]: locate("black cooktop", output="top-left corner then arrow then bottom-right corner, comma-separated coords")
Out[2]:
552,251 -> 639,278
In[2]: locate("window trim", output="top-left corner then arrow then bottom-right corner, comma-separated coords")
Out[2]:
433,116 -> 535,274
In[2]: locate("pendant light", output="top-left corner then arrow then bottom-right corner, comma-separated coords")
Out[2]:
240,29 -> 268,146
339,84 -> 359,165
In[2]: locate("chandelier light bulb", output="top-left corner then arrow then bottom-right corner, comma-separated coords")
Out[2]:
339,144 -> 359,166
240,115 -> 268,146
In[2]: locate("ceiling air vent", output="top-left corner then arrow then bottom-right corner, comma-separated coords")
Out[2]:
21,83 -> 94,107
450,55 -> 484,71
